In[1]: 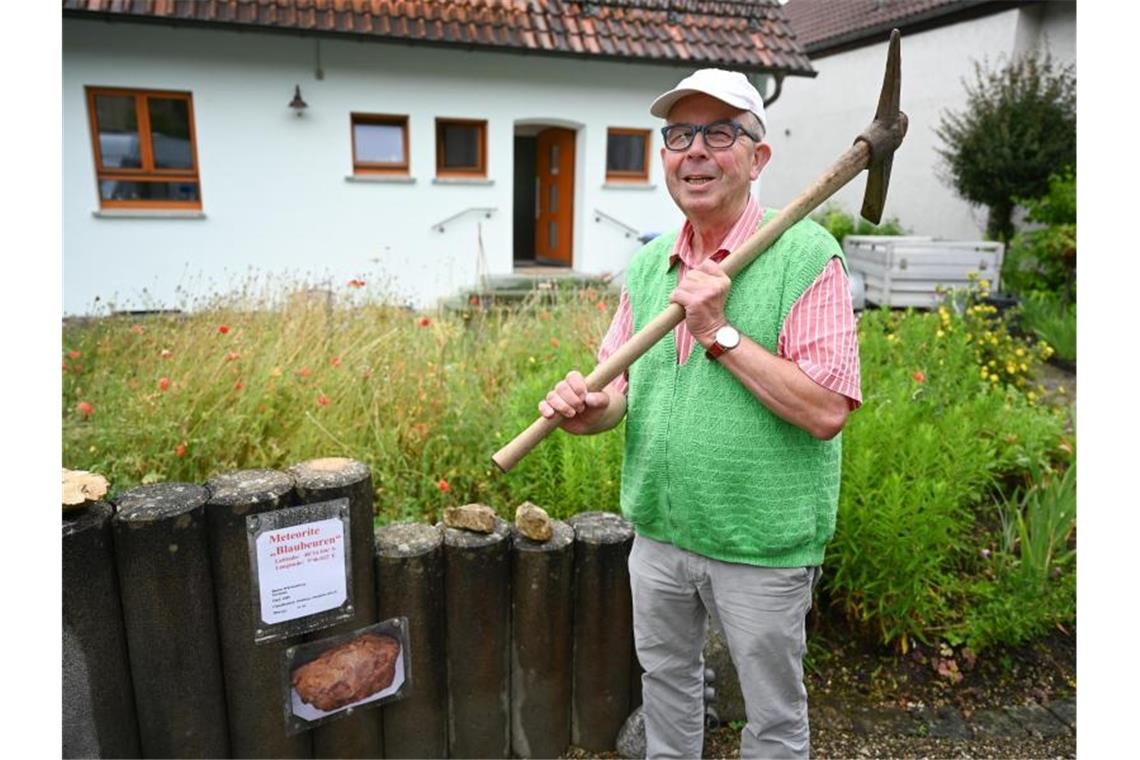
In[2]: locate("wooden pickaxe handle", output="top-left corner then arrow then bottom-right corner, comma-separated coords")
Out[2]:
492,30 -> 908,473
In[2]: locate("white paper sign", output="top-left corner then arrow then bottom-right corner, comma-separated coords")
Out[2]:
255,517 -> 347,625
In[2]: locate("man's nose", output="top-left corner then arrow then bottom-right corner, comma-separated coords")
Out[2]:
683,131 -> 711,157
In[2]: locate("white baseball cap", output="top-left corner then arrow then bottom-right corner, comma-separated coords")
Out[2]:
650,68 -> 767,136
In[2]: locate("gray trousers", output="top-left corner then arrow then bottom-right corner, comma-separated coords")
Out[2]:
629,534 -> 818,759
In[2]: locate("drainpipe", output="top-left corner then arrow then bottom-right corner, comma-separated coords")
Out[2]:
750,72 -> 785,109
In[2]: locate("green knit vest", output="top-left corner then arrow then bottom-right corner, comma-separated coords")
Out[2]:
620,209 -> 845,567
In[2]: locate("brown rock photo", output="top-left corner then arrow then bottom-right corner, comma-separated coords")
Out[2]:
291,633 -> 402,714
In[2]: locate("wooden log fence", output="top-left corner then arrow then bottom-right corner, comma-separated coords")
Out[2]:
61,459 -> 640,759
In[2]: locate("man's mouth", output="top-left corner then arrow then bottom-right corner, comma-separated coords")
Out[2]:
683,175 -> 715,186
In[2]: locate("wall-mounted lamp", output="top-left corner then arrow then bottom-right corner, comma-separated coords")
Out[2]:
289,84 -> 308,115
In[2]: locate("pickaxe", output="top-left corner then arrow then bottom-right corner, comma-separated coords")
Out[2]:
493,28 -> 909,473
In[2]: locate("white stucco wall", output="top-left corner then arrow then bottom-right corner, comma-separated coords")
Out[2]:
761,4 -> 1076,242
63,19 -> 716,315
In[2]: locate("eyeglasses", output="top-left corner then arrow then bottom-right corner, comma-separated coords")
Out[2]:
661,120 -> 762,151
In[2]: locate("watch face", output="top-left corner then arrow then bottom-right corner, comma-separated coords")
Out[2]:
715,325 -> 741,349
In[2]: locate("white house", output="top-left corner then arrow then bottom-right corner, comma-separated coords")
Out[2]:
62,0 -> 817,316
769,0 -> 1076,242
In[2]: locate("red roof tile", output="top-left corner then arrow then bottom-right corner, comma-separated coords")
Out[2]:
782,0 -> 1002,53
63,0 -> 815,76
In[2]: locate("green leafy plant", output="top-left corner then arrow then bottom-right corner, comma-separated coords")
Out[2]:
935,52 -> 1076,243
1016,291 -> 1076,363
1002,170 -> 1077,299
811,202 -> 907,245
959,461 -> 1075,650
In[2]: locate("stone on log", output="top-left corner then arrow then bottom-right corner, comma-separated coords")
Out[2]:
515,501 -> 553,542
62,468 -> 109,511
443,503 -> 497,533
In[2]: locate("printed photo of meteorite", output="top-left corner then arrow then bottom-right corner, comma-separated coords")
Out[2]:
283,617 -> 410,733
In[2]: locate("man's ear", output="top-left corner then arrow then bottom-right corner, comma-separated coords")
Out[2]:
750,142 -> 772,180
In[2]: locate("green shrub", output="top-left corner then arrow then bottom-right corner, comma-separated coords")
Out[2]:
811,203 -> 907,245
935,52 -> 1076,243
1003,171 -> 1077,299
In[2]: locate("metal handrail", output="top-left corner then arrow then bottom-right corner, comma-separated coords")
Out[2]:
594,208 -> 640,239
432,207 -> 497,232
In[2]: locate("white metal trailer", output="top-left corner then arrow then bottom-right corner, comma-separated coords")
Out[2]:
843,236 -> 1004,309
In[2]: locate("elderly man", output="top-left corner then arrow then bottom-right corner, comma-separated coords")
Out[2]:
539,69 -> 861,758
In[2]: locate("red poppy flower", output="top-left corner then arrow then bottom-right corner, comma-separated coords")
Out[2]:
218,325 -> 231,334
317,393 -> 330,407
418,316 -> 432,328
912,371 -> 926,383
76,400 -> 94,418
596,301 -> 608,312
175,442 -> 187,457
158,377 -> 171,391
347,279 -> 366,289
437,479 -> 450,493
299,366 -> 312,378
130,324 -> 145,335
225,351 -> 241,362
469,294 -> 481,306
330,356 -> 342,368
233,381 -> 245,392
68,350 -> 81,360
62,361 -> 69,372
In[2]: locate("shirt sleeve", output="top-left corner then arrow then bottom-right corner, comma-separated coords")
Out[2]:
596,285 -> 633,395
778,258 -> 863,409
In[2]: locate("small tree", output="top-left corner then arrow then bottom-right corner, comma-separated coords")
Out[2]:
935,52 -> 1076,244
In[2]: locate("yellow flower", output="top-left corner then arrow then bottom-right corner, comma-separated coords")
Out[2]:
1015,348 -> 1026,358
1006,364 -> 1017,375
1020,362 -> 1028,372
1058,386 -> 1067,395
980,367 -> 989,379
980,279 -> 991,290
887,333 -> 897,342
936,329 -> 945,338
1027,391 -> 1037,403
990,375 -> 999,384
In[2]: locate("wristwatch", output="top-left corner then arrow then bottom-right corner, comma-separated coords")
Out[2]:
705,324 -> 741,361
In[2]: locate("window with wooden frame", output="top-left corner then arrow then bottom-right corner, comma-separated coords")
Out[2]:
606,127 -> 651,183
85,87 -> 202,209
351,113 -> 410,175
436,118 -> 487,177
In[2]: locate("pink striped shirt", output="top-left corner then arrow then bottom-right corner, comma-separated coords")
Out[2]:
598,197 -> 862,409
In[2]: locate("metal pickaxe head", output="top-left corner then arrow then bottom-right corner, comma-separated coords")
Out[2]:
856,28 -> 909,224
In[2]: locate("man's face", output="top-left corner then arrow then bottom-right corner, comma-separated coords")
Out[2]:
661,93 -> 771,224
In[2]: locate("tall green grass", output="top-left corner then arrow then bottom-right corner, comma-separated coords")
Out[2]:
62,280 -> 624,524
